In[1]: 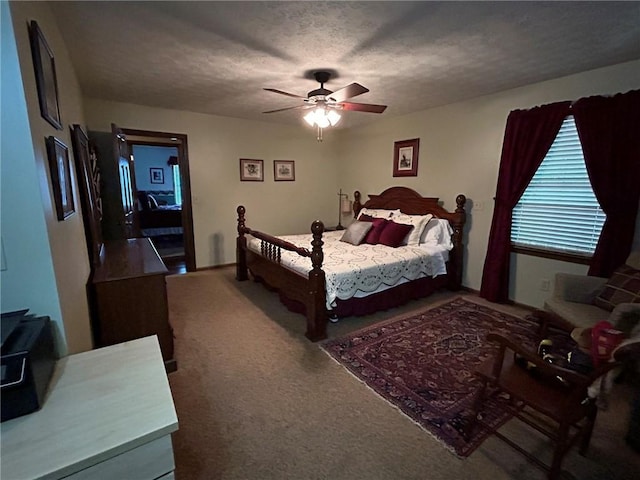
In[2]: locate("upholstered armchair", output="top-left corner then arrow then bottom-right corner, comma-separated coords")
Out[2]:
544,251 -> 640,334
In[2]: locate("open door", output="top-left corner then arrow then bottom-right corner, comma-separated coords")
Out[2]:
88,123 -> 140,240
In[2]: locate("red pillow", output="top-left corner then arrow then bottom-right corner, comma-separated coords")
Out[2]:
378,221 -> 414,247
364,218 -> 389,244
358,214 -> 375,222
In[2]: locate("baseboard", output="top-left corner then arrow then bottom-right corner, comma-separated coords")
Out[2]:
196,263 -> 235,272
459,285 -> 538,312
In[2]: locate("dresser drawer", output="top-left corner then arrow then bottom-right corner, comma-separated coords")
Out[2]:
63,435 -> 174,479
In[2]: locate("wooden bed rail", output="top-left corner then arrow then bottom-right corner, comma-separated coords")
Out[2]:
236,205 -> 328,340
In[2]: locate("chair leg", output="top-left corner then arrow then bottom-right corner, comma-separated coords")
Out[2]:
462,377 -> 490,442
579,403 -> 598,455
549,422 -> 570,480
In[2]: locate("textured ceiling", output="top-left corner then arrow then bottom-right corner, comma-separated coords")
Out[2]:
50,1 -> 640,130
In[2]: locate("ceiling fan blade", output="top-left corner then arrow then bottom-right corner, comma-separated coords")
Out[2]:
262,105 -> 307,114
338,102 -> 387,114
329,83 -> 369,102
264,88 -> 305,99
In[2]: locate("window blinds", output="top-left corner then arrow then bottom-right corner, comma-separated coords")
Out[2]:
511,116 -> 606,256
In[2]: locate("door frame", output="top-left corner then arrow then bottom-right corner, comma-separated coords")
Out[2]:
122,128 -> 196,272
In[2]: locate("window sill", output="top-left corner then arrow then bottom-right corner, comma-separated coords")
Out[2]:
511,245 -> 592,265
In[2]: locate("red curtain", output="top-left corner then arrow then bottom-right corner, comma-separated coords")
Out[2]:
573,89 -> 640,277
480,102 -> 571,302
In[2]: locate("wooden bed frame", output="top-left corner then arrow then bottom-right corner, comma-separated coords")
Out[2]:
236,187 -> 467,342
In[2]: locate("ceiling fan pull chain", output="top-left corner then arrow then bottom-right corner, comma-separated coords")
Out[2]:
317,126 -> 323,142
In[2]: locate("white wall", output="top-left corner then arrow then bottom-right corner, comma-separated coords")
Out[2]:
4,1 -> 94,354
334,60 -> 640,308
0,1 -> 66,352
84,100 -> 342,267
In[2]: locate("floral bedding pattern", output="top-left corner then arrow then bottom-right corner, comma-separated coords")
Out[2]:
247,231 -> 449,308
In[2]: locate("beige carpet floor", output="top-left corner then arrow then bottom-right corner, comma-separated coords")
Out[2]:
166,267 -> 640,480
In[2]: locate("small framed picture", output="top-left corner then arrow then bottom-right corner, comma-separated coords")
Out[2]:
46,136 -> 75,220
29,21 -> 62,130
240,158 -> 264,181
150,167 -> 164,184
274,160 -> 295,181
393,138 -> 420,177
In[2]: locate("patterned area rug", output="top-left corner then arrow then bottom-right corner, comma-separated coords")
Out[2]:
321,297 -> 544,457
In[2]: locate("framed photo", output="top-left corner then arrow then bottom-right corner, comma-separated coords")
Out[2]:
274,160 -> 295,181
150,167 -> 164,184
46,136 -> 75,220
29,21 -> 62,130
393,138 -> 420,177
240,158 -> 264,182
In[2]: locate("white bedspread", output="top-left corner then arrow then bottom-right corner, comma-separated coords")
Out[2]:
247,231 -> 449,309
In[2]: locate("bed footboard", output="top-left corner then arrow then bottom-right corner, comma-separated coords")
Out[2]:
236,206 -> 328,341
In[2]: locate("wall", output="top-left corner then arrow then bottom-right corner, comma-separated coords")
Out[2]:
84,100 -> 341,267
0,1 -> 66,351
334,60 -> 640,308
6,1 -> 94,354
133,145 -> 178,193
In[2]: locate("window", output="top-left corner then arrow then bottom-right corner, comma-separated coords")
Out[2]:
172,164 -> 182,206
511,116 -> 605,258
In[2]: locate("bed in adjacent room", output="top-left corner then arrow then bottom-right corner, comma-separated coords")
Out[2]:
236,186 -> 467,341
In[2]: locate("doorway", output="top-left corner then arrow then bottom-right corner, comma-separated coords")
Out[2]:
123,128 -> 196,273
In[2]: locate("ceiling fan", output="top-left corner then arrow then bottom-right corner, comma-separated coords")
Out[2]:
263,71 -> 387,121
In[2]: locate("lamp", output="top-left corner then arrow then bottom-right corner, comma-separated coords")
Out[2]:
304,105 -> 341,142
335,188 -> 351,230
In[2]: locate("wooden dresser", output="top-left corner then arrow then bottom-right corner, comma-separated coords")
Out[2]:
0,336 -> 178,479
90,237 -> 175,371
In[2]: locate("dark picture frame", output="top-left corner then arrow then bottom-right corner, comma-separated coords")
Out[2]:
240,158 -> 264,182
29,21 -> 62,130
46,136 -> 75,220
274,160 -> 295,181
150,167 -> 164,184
393,138 -> 420,177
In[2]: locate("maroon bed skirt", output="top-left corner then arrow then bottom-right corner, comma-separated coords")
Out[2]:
275,274 -> 450,319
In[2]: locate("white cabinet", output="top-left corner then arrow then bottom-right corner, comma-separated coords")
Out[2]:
0,336 -> 178,479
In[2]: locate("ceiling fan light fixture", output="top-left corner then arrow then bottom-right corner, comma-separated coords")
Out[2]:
304,107 -> 341,129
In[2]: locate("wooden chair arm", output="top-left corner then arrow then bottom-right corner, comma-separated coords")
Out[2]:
528,309 -> 575,337
486,333 -> 620,386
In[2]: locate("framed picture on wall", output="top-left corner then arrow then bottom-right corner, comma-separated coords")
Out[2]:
150,167 -> 164,184
393,138 -> 420,177
274,160 -> 295,181
240,158 -> 264,181
29,21 -> 62,130
46,136 -> 75,220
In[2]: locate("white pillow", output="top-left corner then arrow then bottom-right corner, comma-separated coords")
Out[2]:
357,208 -> 401,220
393,213 -> 433,246
420,218 -> 454,249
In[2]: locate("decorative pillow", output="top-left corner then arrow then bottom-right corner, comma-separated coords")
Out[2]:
393,213 -> 434,246
378,221 -> 414,248
340,221 -> 373,246
420,218 -> 453,249
593,265 -> 640,312
364,218 -> 389,244
357,208 -> 401,220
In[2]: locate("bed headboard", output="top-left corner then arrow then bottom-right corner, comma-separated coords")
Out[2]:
353,186 -> 467,289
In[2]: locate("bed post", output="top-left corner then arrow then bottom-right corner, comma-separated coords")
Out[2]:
236,205 -> 248,281
449,194 -> 467,290
353,190 -> 362,218
306,220 -> 328,341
